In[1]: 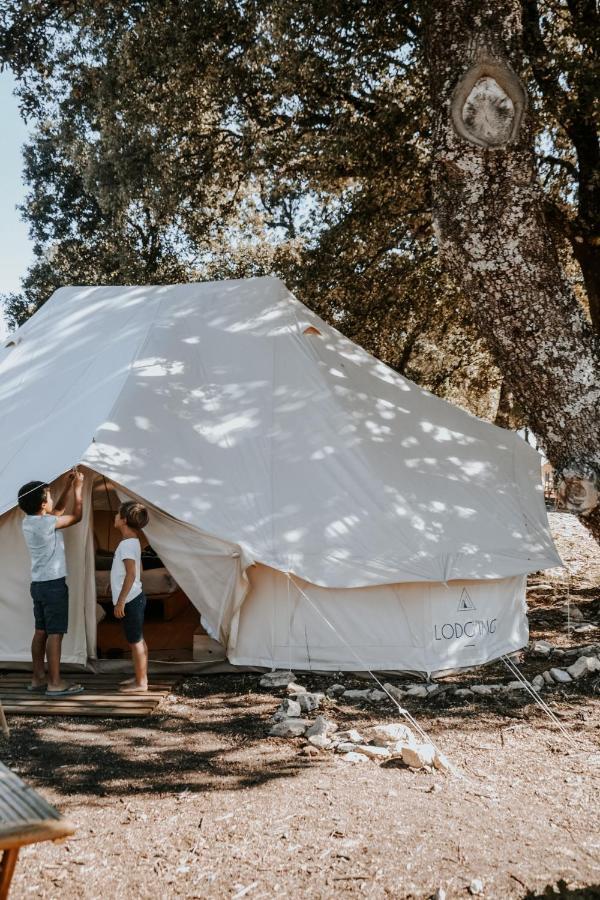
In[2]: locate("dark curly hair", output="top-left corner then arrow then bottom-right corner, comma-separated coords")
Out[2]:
18,481 -> 49,515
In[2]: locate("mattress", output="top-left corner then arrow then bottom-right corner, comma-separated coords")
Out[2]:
95,566 -> 178,600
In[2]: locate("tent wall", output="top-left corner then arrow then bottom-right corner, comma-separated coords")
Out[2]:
230,564 -> 528,673
0,474 -> 96,666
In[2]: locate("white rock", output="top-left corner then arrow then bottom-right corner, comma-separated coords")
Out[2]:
336,729 -> 364,744
341,752 -> 369,763
306,715 -> 338,739
286,682 -> 306,695
336,742 -> 359,753
433,751 -> 451,773
469,878 -> 484,895
573,624 -> 597,634
279,698 -> 302,717
567,655 -> 600,679
405,686 -> 428,698
531,640 -> 553,657
308,733 -> 334,749
433,889 -> 447,900
294,692 -> 324,713
369,723 -> 415,746
542,670 -> 555,684
389,739 -> 417,756
550,668 -> 572,683
455,688 -> 474,698
369,689 -> 388,702
531,675 -> 545,691
269,719 -> 309,737
382,682 -> 408,704
260,670 -> 296,689
471,685 -> 493,695
342,689 -> 372,700
326,683 -> 346,697
402,742 -> 436,768
504,680 -> 529,692
426,684 -> 439,693
354,744 -> 391,760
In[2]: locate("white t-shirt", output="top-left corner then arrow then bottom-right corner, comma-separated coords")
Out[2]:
110,538 -> 143,606
22,515 -> 66,582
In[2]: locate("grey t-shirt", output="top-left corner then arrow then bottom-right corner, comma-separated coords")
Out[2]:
22,515 -> 66,582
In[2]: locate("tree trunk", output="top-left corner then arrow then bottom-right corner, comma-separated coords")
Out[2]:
425,0 -> 600,543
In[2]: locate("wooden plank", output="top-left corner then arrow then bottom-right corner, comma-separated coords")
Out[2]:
0,794 -> 57,827
2,702 -> 158,711
0,676 -> 177,718
0,691 -> 169,701
0,678 -> 178,688
0,674 -> 179,682
0,703 -> 8,738
0,675 -> 179,683
0,820 -> 75,851
1,706 -> 156,718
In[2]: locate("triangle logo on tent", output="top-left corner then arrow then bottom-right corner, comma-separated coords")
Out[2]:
457,588 -> 476,612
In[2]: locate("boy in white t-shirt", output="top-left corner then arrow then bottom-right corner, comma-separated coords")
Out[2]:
111,500 -> 149,692
18,470 -> 85,696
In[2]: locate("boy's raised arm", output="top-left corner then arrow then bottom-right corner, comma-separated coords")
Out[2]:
55,471 -> 85,530
53,470 -> 75,516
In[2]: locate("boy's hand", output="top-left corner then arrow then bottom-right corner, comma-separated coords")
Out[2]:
73,470 -> 84,491
114,600 -> 126,619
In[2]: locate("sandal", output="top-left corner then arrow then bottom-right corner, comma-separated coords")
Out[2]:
45,684 -> 85,697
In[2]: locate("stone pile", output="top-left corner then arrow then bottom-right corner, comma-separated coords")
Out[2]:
264,672 -> 450,772
261,643 -> 600,754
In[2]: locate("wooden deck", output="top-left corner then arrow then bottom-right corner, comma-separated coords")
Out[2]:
0,674 -> 180,719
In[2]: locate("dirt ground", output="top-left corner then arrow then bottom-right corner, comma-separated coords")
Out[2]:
3,512 -> 600,900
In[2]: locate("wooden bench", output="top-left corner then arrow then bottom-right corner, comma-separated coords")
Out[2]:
0,762 -> 75,899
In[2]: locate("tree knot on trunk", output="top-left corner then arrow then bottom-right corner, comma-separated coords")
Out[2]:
556,464 -> 600,517
450,53 -> 527,149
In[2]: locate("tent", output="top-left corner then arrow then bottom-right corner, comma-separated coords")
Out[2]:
0,277 -> 561,672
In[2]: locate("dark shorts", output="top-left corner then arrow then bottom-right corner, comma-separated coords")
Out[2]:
31,577 -> 69,635
122,593 -> 146,644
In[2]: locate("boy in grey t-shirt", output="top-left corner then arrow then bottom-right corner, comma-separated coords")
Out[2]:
18,471 -> 85,696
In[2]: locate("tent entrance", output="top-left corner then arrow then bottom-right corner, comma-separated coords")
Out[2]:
92,477 -> 206,663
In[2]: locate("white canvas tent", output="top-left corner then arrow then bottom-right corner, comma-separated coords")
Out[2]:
0,277 -> 561,672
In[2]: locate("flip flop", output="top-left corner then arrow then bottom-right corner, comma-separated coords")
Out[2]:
27,683 -> 47,693
45,684 -> 85,697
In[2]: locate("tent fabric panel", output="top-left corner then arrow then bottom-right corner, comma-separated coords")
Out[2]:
230,565 -> 528,673
75,277 -> 560,586
1,277 -> 562,590
0,475 -> 95,666
0,286 -> 164,517
114,485 -> 249,647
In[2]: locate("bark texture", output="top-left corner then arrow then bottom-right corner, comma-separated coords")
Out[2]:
425,0 -> 600,543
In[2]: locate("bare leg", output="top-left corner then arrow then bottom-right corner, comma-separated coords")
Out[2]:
31,630 -> 47,687
46,634 -> 66,691
120,640 -> 148,692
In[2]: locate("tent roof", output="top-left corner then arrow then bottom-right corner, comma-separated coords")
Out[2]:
0,277 -> 561,586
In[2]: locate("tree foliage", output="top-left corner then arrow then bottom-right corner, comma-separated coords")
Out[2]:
0,1 -> 597,422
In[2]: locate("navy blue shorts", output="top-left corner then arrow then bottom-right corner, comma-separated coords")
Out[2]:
122,593 -> 146,644
31,577 -> 69,635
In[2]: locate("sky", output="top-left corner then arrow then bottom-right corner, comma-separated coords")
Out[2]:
0,71 -> 34,334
